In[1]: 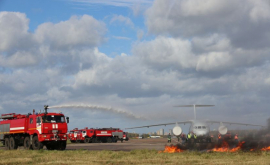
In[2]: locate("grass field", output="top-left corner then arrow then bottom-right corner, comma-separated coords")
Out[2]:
0,149 -> 270,165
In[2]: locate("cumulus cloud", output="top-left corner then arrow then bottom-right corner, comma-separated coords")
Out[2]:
196,48 -> 270,73
0,12 -> 34,51
35,15 -> 107,49
145,0 -> 270,49
0,51 -> 39,68
0,12 -> 107,70
133,36 -> 197,70
249,0 -> 270,22
1,0 -> 270,131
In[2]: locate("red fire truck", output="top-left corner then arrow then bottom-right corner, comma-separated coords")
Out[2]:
68,128 -> 83,143
68,127 -> 128,143
0,105 -> 69,150
123,132 -> 129,141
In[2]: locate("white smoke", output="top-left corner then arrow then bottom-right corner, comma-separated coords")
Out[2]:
48,104 -> 145,120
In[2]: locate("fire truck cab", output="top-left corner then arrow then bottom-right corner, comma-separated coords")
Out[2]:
0,105 -> 69,150
123,132 -> 129,141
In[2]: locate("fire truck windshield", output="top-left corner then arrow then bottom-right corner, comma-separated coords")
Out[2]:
42,115 -> 65,123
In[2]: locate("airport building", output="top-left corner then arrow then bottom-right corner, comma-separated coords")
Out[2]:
159,128 -> 164,135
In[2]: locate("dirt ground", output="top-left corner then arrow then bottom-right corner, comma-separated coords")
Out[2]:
66,138 -> 175,151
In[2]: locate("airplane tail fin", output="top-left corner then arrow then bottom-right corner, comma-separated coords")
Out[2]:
174,105 -> 214,120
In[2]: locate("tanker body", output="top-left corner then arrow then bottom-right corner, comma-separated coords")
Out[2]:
69,127 -> 126,143
0,105 -> 69,150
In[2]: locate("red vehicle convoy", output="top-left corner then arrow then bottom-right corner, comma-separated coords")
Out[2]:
0,105 -> 69,150
68,128 -> 82,143
68,127 -> 128,143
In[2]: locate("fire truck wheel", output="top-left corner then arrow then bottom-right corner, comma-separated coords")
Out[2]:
4,137 -> 9,150
24,137 -> 32,150
70,140 -> 76,143
32,136 -> 43,150
84,138 -> 89,143
9,137 -> 18,150
107,137 -> 112,143
46,144 -> 55,150
92,138 -> 97,143
57,141 -> 66,150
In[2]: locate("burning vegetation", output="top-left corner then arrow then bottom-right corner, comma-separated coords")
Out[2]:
159,141 -> 270,153
159,145 -> 184,153
159,118 -> 270,153
208,141 -> 245,152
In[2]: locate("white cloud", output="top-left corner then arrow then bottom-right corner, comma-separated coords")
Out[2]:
265,77 -> 270,86
110,15 -> 134,27
113,36 -> 131,40
47,87 -> 71,100
0,12 -> 34,51
145,0 -> 270,49
192,34 -> 231,52
35,15 -> 107,49
196,52 -> 233,72
1,4 -> 270,130
249,0 -> 270,22
0,51 -> 39,67
133,36 -> 197,70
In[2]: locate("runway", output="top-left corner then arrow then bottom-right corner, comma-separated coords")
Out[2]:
0,138 -> 176,151
66,138 -> 174,151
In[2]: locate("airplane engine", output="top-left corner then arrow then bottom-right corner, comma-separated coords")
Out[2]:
173,125 -> 182,136
218,125 -> 228,135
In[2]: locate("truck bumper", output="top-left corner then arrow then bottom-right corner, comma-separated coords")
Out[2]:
38,134 -> 67,142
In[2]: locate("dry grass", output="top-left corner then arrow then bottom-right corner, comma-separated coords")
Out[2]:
0,149 -> 269,165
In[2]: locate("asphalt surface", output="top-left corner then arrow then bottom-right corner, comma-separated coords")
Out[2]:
66,138 -> 174,151
0,138 -> 175,151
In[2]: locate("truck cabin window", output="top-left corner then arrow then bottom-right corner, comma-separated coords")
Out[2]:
36,117 -> 41,124
42,115 -> 65,123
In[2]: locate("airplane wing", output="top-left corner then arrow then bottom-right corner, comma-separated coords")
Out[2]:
125,120 -> 192,129
206,120 -> 265,127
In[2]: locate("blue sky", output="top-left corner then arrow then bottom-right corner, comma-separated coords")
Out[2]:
0,0 -> 150,56
1,0 -> 270,134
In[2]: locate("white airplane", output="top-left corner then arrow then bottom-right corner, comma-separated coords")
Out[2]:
125,105 -> 264,142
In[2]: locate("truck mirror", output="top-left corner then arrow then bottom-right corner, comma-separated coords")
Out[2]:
66,117 -> 69,123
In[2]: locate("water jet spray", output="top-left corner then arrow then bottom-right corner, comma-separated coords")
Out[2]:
48,104 -> 145,120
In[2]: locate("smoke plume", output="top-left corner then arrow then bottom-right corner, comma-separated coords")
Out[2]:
48,104 -> 145,120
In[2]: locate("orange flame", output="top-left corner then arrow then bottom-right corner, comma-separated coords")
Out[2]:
159,145 -> 184,153
209,141 -> 245,152
261,146 -> 270,151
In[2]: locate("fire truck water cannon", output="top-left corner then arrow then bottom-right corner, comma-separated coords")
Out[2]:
0,105 -> 69,150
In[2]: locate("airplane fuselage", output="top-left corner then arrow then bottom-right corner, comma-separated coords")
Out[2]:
189,120 -> 210,139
